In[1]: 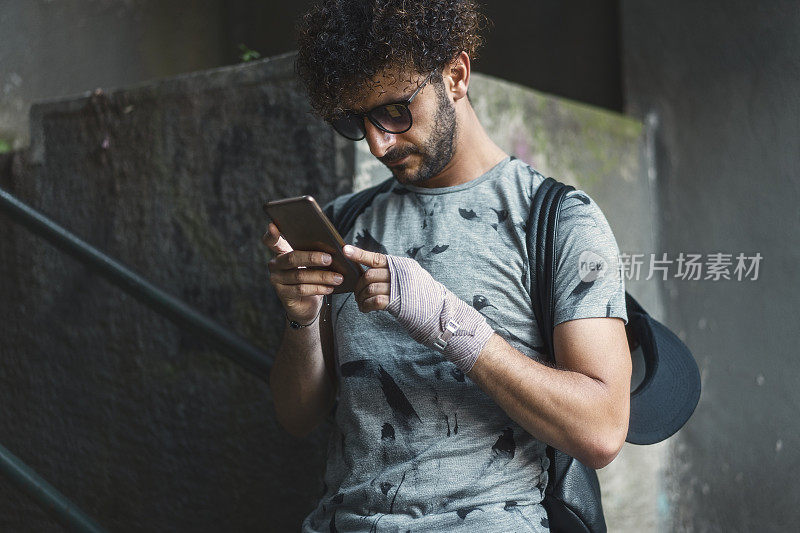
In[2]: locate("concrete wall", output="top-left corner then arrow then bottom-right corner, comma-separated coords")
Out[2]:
621,1 -> 800,531
0,53 -> 352,532
0,0 -> 236,149
0,0 -> 624,151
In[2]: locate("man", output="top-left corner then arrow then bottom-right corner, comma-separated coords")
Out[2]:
264,1 -> 631,531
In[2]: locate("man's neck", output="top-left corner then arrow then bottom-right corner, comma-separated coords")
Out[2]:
415,103 -> 508,189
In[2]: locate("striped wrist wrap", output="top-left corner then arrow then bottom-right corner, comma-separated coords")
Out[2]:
385,256 -> 495,373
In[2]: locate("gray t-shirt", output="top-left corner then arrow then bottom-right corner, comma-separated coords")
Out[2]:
302,156 -> 627,532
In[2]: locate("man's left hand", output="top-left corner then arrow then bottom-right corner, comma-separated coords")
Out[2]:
342,244 -> 391,312
342,243 -> 495,374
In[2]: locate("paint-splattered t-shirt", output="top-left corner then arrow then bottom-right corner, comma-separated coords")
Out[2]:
302,156 -> 628,532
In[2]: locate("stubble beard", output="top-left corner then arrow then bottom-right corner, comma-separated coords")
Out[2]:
388,83 -> 457,186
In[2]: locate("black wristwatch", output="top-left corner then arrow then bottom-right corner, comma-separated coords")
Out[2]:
286,306 -> 322,329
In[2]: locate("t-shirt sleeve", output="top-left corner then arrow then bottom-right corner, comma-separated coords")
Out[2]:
552,189 -> 628,326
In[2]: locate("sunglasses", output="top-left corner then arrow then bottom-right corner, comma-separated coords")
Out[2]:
330,72 -> 435,141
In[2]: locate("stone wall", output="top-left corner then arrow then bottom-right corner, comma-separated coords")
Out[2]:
622,1 -> 800,531
0,53 -> 351,532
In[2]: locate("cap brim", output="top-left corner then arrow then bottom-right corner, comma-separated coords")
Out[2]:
625,310 -> 701,445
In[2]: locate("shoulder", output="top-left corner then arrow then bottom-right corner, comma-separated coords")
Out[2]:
322,176 -> 397,222
558,188 -> 615,237
550,186 -> 627,324
501,156 -> 548,195
321,191 -> 356,220
509,155 -> 611,230
498,158 -> 608,227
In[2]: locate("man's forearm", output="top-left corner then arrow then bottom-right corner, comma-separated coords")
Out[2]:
269,320 -> 335,438
466,332 -> 629,469
339,244 -> 631,466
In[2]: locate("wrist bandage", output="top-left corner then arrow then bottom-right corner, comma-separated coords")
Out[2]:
385,256 -> 495,373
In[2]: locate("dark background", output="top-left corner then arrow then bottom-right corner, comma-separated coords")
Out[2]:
0,0 -> 623,150
2,1 -> 798,531
223,0 -> 623,111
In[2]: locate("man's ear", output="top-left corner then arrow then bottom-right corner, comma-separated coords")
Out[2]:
444,51 -> 471,102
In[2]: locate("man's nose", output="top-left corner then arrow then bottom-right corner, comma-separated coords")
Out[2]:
363,119 -> 396,158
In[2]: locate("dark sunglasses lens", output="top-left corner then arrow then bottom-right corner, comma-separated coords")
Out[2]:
370,104 -> 412,134
332,114 -> 365,140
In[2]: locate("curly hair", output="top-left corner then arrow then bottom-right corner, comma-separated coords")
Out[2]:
295,0 -> 489,120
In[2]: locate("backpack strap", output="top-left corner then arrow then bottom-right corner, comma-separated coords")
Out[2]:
527,176 -> 607,533
325,177 -> 395,237
526,176 -> 575,360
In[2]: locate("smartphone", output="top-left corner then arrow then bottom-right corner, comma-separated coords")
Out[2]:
263,195 -> 364,294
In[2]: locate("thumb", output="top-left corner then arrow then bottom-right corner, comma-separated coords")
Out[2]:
262,222 -> 293,255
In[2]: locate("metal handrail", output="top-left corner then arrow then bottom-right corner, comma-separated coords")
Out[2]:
0,187 -> 273,380
0,185 -> 276,530
0,443 -> 106,533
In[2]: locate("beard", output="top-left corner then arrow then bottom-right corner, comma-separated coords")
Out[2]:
382,82 -> 457,185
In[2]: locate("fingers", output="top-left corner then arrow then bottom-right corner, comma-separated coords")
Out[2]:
353,265 -> 390,291
269,248 -> 333,271
270,264 -> 344,289
343,244 -> 388,268
263,222 -> 343,323
265,227 -> 343,299
282,282 -> 337,297
269,252 -> 343,290
269,265 -> 341,305
359,294 -> 391,312
353,264 -> 391,312
262,222 -> 293,255
355,284 -> 391,312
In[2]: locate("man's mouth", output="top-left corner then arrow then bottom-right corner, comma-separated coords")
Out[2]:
385,154 -> 411,167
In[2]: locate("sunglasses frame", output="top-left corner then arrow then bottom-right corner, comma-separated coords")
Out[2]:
331,71 -> 435,141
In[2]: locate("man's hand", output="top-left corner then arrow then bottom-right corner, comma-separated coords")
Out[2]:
263,222 -> 344,324
343,244 -> 495,373
342,244 -> 391,312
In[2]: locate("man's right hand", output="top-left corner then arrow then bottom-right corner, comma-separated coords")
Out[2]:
262,222 -> 344,324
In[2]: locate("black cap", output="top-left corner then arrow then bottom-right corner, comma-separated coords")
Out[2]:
625,293 -> 701,445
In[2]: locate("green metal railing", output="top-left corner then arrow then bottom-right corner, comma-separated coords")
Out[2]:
0,444 -> 105,533
0,186 -> 275,531
0,187 -> 272,380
